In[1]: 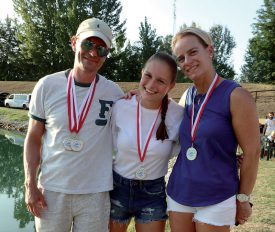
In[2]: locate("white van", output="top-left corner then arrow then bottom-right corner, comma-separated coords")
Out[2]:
4,93 -> 31,110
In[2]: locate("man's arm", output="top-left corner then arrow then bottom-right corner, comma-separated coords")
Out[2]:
263,122 -> 267,135
24,118 -> 47,217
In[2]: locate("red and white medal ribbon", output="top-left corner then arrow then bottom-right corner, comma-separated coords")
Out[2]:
67,70 -> 97,133
136,99 -> 161,162
190,74 -> 220,144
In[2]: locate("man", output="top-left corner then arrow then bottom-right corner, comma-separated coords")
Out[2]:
23,18 -> 124,232
266,130 -> 275,160
264,112 -> 275,136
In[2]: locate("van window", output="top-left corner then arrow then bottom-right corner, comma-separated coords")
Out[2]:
16,95 -> 27,100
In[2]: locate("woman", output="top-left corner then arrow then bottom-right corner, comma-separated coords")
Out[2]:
110,52 -> 183,232
167,27 -> 261,232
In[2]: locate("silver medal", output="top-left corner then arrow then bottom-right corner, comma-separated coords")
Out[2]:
71,139 -> 84,152
135,166 -> 146,179
186,147 -> 197,160
63,137 -> 73,151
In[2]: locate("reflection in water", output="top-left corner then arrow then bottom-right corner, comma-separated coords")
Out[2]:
5,134 -> 25,147
0,129 -> 35,231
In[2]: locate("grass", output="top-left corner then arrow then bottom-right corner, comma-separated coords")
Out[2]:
0,107 -> 29,122
126,160 -> 275,232
235,160 -> 275,232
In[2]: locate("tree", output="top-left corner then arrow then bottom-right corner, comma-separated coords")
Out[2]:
210,24 -> 236,80
178,21 -> 199,32
159,34 -> 173,54
0,17 -> 21,81
0,133 -> 33,228
137,17 -> 162,66
240,0 -> 275,83
12,0 -> 126,80
110,42 -> 141,82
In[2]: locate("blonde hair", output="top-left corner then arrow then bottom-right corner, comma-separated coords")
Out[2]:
172,27 -> 213,51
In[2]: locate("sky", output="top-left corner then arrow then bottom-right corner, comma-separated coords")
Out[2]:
0,0 -> 263,76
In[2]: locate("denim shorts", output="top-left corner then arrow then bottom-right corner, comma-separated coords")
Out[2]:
110,171 -> 168,224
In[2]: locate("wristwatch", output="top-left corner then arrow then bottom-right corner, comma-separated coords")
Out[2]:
237,193 -> 250,202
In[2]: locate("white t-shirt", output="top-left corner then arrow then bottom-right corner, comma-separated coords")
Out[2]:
112,96 -> 183,180
29,70 -> 124,194
267,135 -> 274,142
265,118 -> 275,135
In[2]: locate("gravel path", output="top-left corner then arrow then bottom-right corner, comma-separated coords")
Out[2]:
0,117 -> 28,133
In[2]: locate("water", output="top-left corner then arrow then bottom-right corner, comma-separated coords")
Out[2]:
0,129 -> 35,232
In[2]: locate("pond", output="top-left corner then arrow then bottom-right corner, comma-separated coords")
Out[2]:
0,129 -> 35,231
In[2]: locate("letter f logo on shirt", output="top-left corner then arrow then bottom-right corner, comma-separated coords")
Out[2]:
95,100 -> 113,126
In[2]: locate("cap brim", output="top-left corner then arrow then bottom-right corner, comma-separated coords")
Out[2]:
78,31 -> 111,48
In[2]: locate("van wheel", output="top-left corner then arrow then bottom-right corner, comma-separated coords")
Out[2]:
5,103 -> 10,108
23,104 -> 27,110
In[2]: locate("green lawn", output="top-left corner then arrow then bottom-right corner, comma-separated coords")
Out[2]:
0,107 -> 29,122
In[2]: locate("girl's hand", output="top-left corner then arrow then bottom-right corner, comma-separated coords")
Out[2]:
122,89 -> 139,100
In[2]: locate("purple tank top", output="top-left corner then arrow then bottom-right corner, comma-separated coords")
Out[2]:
167,79 -> 240,206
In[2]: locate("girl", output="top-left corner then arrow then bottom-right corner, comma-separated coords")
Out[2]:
110,52 -> 183,232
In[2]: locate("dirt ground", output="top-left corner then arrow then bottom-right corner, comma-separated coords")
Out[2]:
0,81 -> 274,119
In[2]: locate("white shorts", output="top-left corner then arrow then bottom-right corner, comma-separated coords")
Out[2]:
35,190 -> 110,232
167,195 -> 236,226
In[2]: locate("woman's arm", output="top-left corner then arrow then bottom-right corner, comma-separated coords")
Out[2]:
230,87 -> 261,224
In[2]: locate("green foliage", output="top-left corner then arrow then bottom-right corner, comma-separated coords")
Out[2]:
108,17 -> 167,82
138,17 -> 162,66
12,0 -> 126,81
0,17 -> 24,81
210,25 -> 236,80
159,34 -> 173,54
0,130 -> 34,227
240,0 -> 275,84
0,1 -> 272,83
107,42 -> 141,81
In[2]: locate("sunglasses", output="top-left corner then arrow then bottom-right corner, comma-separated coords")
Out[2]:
80,40 -> 109,57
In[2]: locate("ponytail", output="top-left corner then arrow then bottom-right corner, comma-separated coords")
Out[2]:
156,94 -> 169,141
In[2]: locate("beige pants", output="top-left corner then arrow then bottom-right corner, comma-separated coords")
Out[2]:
35,190 -> 110,232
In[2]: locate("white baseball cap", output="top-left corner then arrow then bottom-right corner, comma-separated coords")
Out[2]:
76,18 -> 112,47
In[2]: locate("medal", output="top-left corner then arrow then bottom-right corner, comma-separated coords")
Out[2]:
136,98 -> 161,178
70,139 -> 84,152
186,147 -> 197,160
63,137 -> 73,151
135,166 -> 147,179
66,70 -> 97,152
188,74 -> 220,161
63,136 -> 84,152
